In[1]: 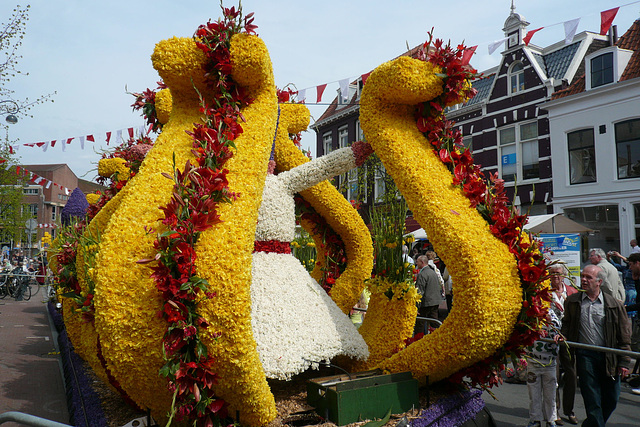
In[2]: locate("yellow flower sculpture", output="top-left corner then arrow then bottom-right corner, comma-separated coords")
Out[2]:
359,56 -> 522,382
93,33 -> 278,426
273,103 -> 373,314
97,157 -> 130,181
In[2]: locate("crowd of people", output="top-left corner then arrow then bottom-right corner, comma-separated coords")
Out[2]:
406,239 -> 639,427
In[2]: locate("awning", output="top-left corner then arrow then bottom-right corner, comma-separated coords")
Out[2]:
524,213 -> 593,234
404,228 -> 428,240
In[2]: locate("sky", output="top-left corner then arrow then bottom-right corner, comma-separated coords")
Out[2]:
4,0 -> 640,183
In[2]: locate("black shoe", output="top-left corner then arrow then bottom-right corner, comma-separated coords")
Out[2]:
566,414 -> 578,425
555,418 -> 564,426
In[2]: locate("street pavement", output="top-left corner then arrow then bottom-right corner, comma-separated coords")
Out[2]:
482,375 -> 640,426
0,287 -> 70,426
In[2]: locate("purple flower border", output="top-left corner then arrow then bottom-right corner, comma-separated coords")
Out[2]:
48,301 -> 108,427
411,389 -> 485,427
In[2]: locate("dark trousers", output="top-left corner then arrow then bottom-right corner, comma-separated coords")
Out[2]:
414,305 -> 439,336
558,345 -> 577,416
575,350 -> 621,427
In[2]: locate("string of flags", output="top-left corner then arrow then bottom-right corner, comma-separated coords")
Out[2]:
0,157 -> 74,196
9,124 -> 147,155
11,2 -> 638,151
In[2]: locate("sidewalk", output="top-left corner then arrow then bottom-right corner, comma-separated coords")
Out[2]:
0,289 -> 70,425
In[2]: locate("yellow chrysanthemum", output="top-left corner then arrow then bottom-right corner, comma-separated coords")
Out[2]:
86,193 -> 101,205
97,157 -> 130,180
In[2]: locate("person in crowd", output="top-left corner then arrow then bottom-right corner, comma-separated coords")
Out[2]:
630,239 -> 640,255
548,263 -> 578,425
425,250 -> 445,297
410,246 -> 421,262
414,255 -> 443,335
589,248 -> 625,302
526,308 -> 561,427
620,252 -> 640,389
555,264 -> 632,426
402,245 -> 414,266
609,250 -> 637,319
442,264 -> 453,313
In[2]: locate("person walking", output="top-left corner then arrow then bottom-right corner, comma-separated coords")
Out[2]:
555,264 -> 632,426
413,255 -> 443,335
589,248 -> 625,302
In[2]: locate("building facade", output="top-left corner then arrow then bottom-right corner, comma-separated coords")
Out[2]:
543,19 -> 640,255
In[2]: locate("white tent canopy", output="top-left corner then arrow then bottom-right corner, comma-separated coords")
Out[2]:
524,213 -> 593,234
405,228 -> 428,240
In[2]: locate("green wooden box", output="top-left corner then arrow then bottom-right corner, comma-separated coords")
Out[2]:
306,371 -> 419,425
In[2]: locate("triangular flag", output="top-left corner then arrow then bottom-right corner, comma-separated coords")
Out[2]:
338,78 -> 350,102
116,129 -> 123,144
128,127 -> 134,139
461,46 -> 477,66
297,88 -> 306,103
106,132 -> 111,144
361,72 -> 371,86
564,18 -> 580,45
50,140 -> 56,147
35,142 -> 45,147
87,135 -> 95,142
61,141 -> 66,152
79,136 -> 85,150
43,142 -> 48,152
316,84 -> 327,103
600,7 -> 619,35
488,37 -> 509,55
9,146 -> 13,154
64,187 -> 70,196
46,180 -> 52,189
523,27 -> 544,46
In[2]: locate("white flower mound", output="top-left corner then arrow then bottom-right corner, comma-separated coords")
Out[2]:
251,251 -> 369,380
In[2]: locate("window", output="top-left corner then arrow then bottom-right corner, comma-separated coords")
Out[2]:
567,129 -> 596,184
322,132 -> 332,155
509,62 -> 525,94
29,204 -> 38,216
23,188 -> 39,195
374,167 -> 386,202
591,52 -> 614,88
338,126 -> 349,188
499,121 -> 539,182
615,119 -> 640,179
51,205 -> 56,221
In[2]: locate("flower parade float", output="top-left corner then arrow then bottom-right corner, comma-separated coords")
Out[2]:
49,5 -> 553,426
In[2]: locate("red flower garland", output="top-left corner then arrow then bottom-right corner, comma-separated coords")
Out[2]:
141,6 -> 257,426
412,32 -> 551,389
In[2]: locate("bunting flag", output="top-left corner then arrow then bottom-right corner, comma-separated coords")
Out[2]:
361,72 -> 371,85
38,223 -> 58,229
338,78 -> 350,102
461,46 -> 478,66
600,7 -> 619,35
316,84 -> 327,103
488,37 -> 509,55
523,27 -> 544,46
564,18 -> 580,44
297,88 -> 306,103
2,157 -> 74,196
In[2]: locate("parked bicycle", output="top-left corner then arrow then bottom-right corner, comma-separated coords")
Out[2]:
0,267 -> 33,301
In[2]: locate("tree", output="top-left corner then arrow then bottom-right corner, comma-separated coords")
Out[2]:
1,4 -> 54,136
0,5 -> 55,250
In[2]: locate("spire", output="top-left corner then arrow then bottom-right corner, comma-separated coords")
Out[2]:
511,0 -> 516,15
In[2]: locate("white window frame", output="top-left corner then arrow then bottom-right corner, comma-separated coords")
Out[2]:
51,205 -> 56,221
567,128 -> 597,184
498,120 -> 539,183
614,118 -> 640,180
509,62 -> 525,95
322,132 -> 332,156
585,46 -> 633,91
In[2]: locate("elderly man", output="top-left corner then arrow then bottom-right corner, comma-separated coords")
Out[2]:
413,255 -> 442,335
589,248 -> 625,302
630,239 -> 640,255
556,264 -> 632,426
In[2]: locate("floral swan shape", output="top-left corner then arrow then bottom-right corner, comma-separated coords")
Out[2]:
359,55 -> 523,382
92,33 -> 279,425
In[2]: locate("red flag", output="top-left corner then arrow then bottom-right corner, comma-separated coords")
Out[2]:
50,140 -> 56,147
87,135 -> 95,142
523,27 -> 544,46
106,132 -> 111,144
316,84 -> 327,103
15,166 -> 20,175
461,46 -> 477,66
9,146 -> 13,154
361,72 -> 372,86
35,142 -> 45,147
128,127 -> 134,138
600,7 -> 619,35
66,138 -> 73,144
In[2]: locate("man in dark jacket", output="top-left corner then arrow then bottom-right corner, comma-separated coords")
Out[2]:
556,264 -> 632,426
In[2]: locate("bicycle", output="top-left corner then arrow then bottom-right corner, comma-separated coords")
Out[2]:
0,268 -> 32,301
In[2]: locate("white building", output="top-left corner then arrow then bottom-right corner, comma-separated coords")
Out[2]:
543,19 -> 640,255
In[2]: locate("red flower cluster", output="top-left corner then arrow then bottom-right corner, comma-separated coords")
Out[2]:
143,6 -> 257,426
276,86 -> 304,148
130,81 -> 167,133
294,195 -> 347,293
412,34 -> 550,389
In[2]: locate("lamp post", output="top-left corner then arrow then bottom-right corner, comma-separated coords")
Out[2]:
0,100 -> 20,124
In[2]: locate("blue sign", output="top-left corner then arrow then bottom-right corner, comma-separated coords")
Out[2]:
502,153 -> 516,165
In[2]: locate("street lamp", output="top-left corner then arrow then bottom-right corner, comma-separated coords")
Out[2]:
0,100 -> 20,124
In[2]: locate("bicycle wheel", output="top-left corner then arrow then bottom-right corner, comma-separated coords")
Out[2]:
0,276 -> 8,299
22,282 -> 32,301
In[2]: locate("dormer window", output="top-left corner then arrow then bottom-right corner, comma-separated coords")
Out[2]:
585,46 -> 633,90
509,62 -> 525,94
591,52 -> 614,88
